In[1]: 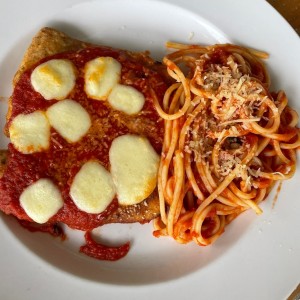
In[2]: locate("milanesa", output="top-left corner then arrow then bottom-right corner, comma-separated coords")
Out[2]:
0,28 -> 168,255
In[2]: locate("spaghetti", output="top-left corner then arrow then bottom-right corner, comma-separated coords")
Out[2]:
152,42 -> 300,246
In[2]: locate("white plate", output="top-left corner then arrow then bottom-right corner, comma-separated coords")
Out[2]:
0,0 -> 300,299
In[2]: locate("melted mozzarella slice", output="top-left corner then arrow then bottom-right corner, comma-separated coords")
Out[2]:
70,161 -> 115,214
46,99 -> 91,143
31,59 -> 76,100
109,134 -> 159,206
108,84 -> 145,115
84,57 -> 121,100
20,178 -> 63,224
9,111 -> 50,154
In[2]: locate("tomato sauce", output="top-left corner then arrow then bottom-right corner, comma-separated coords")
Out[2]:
0,46 -> 168,260
80,231 -> 130,261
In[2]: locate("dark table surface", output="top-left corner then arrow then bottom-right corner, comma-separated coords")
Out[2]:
267,0 -> 300,35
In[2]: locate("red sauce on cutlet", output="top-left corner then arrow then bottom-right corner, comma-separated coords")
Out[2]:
0,46 -> 167,260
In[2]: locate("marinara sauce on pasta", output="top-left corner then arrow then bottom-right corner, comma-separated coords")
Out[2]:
152,43 -> 300,246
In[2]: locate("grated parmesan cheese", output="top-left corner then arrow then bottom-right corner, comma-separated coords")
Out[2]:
186,51 -> 273,184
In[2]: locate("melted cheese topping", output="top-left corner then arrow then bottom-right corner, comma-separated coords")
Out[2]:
109,134 -> 159,206
70,161 -> 115,214
31,59 -> 76,100
46,99 -> 91,143
20,178 -> 63,224
84,57 -> 121,100
108,84 -> 145,115
9,111 -> 50,154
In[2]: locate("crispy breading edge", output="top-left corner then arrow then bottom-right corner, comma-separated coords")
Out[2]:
3,27 -> 160,224
13,27 -> 91,84
6,27 -> 91,124
0,150 -> 7,179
